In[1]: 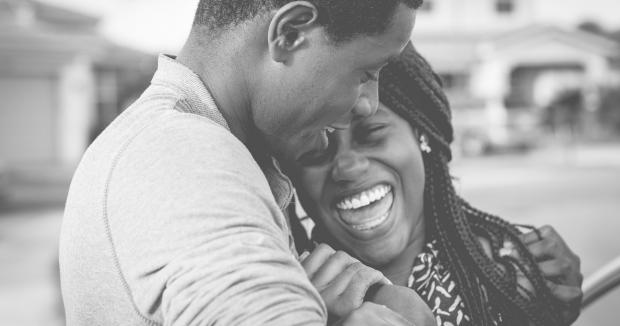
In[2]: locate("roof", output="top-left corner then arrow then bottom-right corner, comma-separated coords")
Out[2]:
411,32 -> 490,72
411,24 -> 620,73
491,25 -> 620,58
0,0 -> 151,75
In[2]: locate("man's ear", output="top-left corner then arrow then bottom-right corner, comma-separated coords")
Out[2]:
268,1 -> 319,63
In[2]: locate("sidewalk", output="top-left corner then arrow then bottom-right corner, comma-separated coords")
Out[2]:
450,142 -> 620,190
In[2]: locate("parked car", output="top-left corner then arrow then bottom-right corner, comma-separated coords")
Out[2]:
453,107 -> 541,156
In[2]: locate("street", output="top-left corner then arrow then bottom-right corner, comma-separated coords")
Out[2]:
452,144 -> 620,326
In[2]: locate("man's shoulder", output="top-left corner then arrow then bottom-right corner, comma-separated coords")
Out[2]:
114,109 -> 262,186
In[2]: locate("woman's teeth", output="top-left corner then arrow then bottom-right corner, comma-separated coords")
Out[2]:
336,184 -> 391,210
335,185 -> 394,232
351,211 -> 389,231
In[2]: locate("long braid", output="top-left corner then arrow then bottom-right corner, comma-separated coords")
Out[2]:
423,150 -> 564,325
425,154 -> 489,325
460,198 -> 565,325
378,42 -> 566,325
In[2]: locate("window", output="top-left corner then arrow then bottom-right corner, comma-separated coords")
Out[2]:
495,0 -> 515,14
419,0 -> 434,12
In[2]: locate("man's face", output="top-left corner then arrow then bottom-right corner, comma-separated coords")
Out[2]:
257,4 -> 416,163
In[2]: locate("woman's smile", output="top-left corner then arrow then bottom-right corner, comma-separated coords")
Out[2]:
334,184 -> 394,234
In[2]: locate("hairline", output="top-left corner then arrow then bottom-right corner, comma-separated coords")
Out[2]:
192,2 -> 404,46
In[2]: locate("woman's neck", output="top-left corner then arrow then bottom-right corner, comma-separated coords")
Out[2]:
380,216 -> 427,286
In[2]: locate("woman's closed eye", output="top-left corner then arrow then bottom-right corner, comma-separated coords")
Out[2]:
355,124 -> 386,143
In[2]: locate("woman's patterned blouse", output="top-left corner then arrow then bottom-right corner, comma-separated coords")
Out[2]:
407,240 -> 501,326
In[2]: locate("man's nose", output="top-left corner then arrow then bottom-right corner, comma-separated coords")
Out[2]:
331,151 -> 369,183
354,82 -> 379,118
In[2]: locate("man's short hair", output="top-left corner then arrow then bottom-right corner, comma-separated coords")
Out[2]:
194,0 -> 423,43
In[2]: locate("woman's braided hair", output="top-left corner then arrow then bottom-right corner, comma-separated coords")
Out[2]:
378,42 -> 564,326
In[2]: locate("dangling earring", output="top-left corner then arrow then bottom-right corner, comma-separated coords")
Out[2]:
420,134 -> 432,154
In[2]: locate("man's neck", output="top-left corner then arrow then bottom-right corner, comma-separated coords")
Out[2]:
176,33 -> 253,146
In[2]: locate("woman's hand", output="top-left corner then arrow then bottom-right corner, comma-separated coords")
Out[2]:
300,243 -> 389,319
520,225 -> 583,324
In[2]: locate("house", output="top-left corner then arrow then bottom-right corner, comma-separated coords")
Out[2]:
411,0 -> 620,153
0,0 -> 155,171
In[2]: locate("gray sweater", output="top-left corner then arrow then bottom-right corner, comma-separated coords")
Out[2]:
59,55 -> 327,326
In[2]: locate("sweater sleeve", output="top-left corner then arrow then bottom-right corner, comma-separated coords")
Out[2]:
105,115 -> 327,325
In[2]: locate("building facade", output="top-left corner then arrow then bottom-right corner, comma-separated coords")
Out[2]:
412,0 -> 620,153
0,0 -> 155,171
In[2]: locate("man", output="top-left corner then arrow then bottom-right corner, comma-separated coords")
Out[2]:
59,0 -> 420,325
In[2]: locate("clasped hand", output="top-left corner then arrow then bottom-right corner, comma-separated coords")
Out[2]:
301,243 -> 434,326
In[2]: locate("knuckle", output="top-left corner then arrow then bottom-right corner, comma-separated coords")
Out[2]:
559,258 -> 571,272
548,239 -> 561,253
358,268 -> 383,283
317,243 -> 335,253
540,225 -> 555,237
347,261 -> 365,272
344,262 -> 365,278
333,250 -> 352,262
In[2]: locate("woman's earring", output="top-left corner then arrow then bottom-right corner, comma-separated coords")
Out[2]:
420,134 -> 432,154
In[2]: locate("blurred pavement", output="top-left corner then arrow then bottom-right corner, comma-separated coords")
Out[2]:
1,143 -> 619,325
453,142 -> 620,326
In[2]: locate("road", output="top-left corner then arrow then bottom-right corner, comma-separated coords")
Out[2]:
452,144 -> 620,326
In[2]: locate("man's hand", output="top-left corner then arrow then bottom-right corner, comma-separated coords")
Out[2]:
367,284 -> 435,326
520,225 -> 583,324
300,244 -> 388,319
332,302 -> 414,326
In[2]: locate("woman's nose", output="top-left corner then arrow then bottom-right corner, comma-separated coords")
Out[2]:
331,151 -> 369,183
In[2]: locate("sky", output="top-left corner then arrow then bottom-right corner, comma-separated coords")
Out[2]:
41,0 -> 620,54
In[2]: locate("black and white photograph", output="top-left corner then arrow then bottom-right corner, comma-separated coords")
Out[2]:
1,0 -> 619,325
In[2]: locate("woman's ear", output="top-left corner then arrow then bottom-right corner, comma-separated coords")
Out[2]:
268,1 -> 319,63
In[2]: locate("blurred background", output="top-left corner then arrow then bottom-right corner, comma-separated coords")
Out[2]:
0,0 -> 619,325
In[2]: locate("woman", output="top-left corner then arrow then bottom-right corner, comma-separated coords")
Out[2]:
285,43 -> 582,326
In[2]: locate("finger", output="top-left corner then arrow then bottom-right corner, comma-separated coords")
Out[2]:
312,250 -> 358,287
525,240 -> 554,261
538,225 -> 559,239
343,302 -> 413,326
539,258 -> 582,284
321,261 -> 367,295
320,262 -> 367,315
299,251 -> 310,262
302,243 -> 336,279
538,260 -> 569,279
538,225 -> 571,250
364,302 -> 413,326
546,280 -> 583,303
336,267 -> 386,312
519,229 -> 543,245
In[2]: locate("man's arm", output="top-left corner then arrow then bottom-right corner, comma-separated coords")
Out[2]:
106,117 -> 327,325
